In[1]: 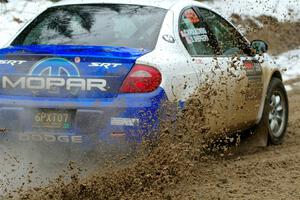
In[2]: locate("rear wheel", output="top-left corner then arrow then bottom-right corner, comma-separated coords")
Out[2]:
258,77 -> 289,145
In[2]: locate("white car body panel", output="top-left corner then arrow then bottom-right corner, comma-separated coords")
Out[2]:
136,10 -> 199,102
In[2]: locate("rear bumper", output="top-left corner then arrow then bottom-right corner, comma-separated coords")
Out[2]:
0,88 -> 167,149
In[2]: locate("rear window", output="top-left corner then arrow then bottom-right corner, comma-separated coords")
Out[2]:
12,4 -> 167,50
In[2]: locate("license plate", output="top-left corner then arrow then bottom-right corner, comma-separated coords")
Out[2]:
32,109 -> 75,129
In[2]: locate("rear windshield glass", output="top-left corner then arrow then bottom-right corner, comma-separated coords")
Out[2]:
12,4 -> 167,50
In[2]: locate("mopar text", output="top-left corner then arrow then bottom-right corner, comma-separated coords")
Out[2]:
2,76 -> 107,91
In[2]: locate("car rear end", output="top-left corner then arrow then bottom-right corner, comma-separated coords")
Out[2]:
0,4 -> 168,152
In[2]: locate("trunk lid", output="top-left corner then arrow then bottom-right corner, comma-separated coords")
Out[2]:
0,45 -> 150,98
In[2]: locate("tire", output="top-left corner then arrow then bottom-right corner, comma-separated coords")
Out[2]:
258,77 -> 289,145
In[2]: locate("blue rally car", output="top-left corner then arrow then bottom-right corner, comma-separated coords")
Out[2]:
0,0 -> 289,151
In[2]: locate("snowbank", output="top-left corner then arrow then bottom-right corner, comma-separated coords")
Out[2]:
208,0 -> 300,22
273,49 -> 300,81
0,0 -> 52,47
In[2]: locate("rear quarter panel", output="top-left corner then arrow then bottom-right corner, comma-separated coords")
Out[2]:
136,10 -> 199,102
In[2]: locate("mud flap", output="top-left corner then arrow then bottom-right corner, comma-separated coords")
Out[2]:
241,123 -> 269,150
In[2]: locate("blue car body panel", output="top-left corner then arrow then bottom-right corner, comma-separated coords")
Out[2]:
0,45 -> 150,98
0,45 -> 167,149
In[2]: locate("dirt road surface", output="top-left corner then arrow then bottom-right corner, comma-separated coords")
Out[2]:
169,90 -> 300,200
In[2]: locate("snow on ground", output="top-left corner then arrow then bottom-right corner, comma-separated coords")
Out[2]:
208,0 -> 300,22
0,0 -> 52,47
273,49 -> 300,82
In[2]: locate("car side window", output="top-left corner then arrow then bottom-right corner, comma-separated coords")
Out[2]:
198,8 -> 249,56
179,8 -> 215,56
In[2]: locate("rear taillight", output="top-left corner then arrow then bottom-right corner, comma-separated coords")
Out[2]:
119,64 -> 162,93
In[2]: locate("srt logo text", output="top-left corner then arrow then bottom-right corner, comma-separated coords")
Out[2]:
0,60 -> 27,66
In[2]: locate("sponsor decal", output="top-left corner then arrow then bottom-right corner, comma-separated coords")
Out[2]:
244,60 -> 263,100
1,58 -> 107,91
243,60 -> 254,70
30,57 -> 80,77
180,28 -> 209,44
245,60 -> 263,82
2,76 -> 107,91
180,28 -> 207,37
0,60 -> 27,66
183,9 -> 200,24
111,117 -> 139,126
88,63 -> 122,69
